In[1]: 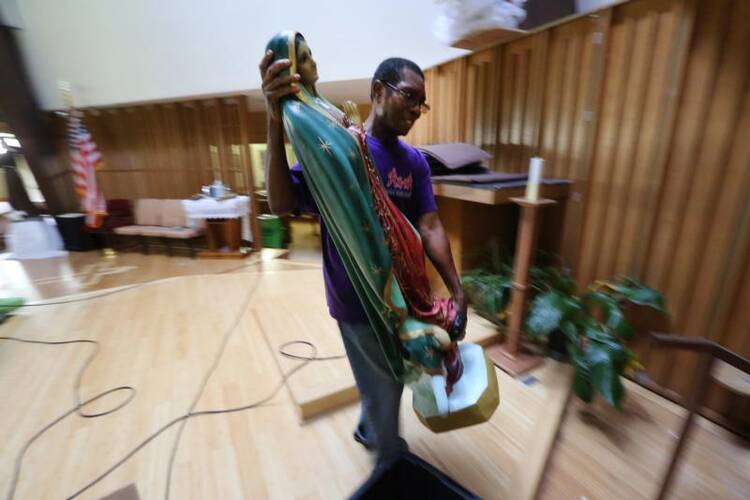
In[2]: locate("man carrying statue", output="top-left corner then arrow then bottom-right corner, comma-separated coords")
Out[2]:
259,33 -> 468,467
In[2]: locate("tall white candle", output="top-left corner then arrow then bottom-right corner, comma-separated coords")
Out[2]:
525,157 -> 544,201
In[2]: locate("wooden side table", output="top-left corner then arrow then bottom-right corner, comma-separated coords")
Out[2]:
200,217 -> 249,259
183,195 -> 252,259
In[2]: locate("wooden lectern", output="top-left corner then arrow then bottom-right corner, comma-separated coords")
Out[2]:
485,196 -> 557,376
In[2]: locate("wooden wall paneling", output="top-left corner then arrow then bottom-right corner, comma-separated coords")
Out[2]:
614,0 -> 694,279
114,108 -> 137,199
666,4 -> 750,397
640,0 -> 750,388
121,108 -> 142,198
188,103 -> 208,191
214,98 -> 231,187
197,100 -> 218,185
496,33 -> 548,173
624,0 -> 697,279
540,12 -> 610,269
194,100 -> 211,184
160,105 -> 176,197
118,108 -> 137,173
464,47 -> 501,167
592,2 -> 661,280
246,111 -> 267,145
140,106 -> 158,197
405,67 -> 436,146
139,106 -> 159,197
661,0 -> 749,325
210,99 -> 226,184
703,88 -> 750,350
226,98 -> 246,194
528,32 -> 549,159
246,111 -> 266,190
238,95 -> 262,249
575,3 -> 640,286
158,104 -> 181,197
101,111 -> 123,199
643,0 -> 727,296
116,108 -> 138,176
152,104 -> 172,197
177,104 -> 198,197
102,109 -> 124,199
112,108 -> 127,198
183,102 -> 209,189
196,101 -> 215,188
174,103 -> 200,196
221,98 -> 239,191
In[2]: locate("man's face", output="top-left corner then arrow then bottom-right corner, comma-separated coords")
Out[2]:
374,68 -> 426,136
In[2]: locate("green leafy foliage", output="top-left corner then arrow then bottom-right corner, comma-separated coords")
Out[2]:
526,290 -> 581,339
462,262 -> 668,409
601,277 -> 667,314
461,270 -> 513,324
585,341 -> 625,409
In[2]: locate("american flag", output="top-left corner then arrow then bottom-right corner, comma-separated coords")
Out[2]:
67,110 -> 107,228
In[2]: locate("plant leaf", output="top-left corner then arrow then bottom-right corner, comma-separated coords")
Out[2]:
569,341 -> 593,403
606,304 -> 634,340
582,291 -> 634,340
525,291 -> 570,338
559,320 -> 578,345
586,342 -> 625,409
610,277 -> 667,314
462,271 -> 513,318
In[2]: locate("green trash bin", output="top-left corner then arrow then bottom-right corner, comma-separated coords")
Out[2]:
258,214 -> 285,248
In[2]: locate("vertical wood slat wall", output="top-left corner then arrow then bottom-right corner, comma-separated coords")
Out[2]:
407,0 -> 750,418
75,96 -> 267,200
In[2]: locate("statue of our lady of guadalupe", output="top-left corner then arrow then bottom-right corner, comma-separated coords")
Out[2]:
265,31 -> 498,431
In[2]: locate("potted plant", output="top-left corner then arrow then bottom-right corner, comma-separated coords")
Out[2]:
463,259 -> 668,409
525,276 -> 667,408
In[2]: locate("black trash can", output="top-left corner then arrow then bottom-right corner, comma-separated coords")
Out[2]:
349,452 -> 481,500
54,213 -> 96,251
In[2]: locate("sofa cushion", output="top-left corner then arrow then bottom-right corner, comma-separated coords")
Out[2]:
158,227 -> 203,239
134,199 -> 163,226
138,225 -> 172,237
113,225 -> 143,236
161,199 -> 188,228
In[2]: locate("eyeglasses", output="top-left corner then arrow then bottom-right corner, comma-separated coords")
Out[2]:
380,80 -> 430,114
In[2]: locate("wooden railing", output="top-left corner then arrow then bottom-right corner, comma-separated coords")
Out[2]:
641,333 -> 750,499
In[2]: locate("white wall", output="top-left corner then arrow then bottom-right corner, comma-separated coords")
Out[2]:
9,0 -> 467,110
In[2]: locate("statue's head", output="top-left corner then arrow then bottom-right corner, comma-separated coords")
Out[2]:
265,31 -> 318,98
294,33 -> 318,87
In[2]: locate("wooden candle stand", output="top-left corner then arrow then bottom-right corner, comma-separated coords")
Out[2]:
485,197 -> 557,376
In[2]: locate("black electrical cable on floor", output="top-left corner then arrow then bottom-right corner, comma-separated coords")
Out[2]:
0,259 -> 346,500
0,336 -> 136,500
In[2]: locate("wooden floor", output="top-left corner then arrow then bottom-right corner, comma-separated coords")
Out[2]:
539,379 -> 750,500
2,221 -> 747,499
0,241 -> 571,500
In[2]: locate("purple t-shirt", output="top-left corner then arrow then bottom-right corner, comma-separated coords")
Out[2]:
291,134 -> 438,321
